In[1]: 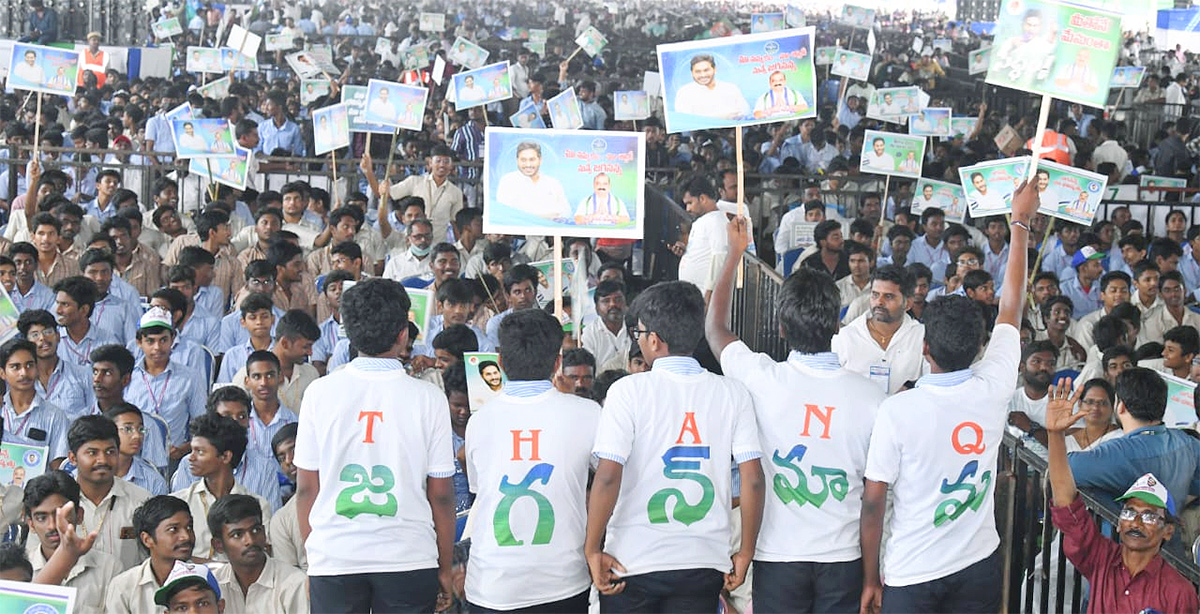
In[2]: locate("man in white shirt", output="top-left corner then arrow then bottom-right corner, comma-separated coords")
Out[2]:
295,278 -> 457,612
674,54 -> 751,120
586,281 -> 764,612
106,496 -> 196,613
384,219 -> 436,282
859,175 -> 1036,612
1007,340 -> 1058,442
465,309 -> 600,612
831,265 -> 928,394
368,145 -> 464,242
494,141 -> 571,220
580,280 -> 630,370
677,176 -> 731,297
208,494 -> 309,613
707,216 -> 886,612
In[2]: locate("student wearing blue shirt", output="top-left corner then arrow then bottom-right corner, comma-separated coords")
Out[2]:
104,403 -> 169,496
256,91 -> 305,157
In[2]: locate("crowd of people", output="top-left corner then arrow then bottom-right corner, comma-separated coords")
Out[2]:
0,0 -> 1197,613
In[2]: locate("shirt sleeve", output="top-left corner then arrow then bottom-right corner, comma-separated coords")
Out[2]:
863,402 -> 901,484
592,379 -> 636,465
48,410 -> 69,461
719,340 -> 771,385
729,383 -> 762,463
293,390 -> 321,472
425,392 -> 457,478
1048,496 -> 1111,578
977,323 -> 1021,398
1067,439 -> 1140,495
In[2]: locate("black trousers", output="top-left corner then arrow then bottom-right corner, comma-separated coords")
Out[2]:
309,567 -> 439,613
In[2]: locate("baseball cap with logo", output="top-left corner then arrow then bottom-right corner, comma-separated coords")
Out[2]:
153,560 -> 222,606
1071,245 -> 1106,269
1115,472 -> 1177,516
139,306 -> 174,332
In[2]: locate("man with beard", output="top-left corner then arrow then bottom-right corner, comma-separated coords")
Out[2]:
208,494 -> 308,611
1007,340 -> 1058,445
1045,376 -> 1200,613
107,496 -> 196,613
23,470 -> 122,613
581,281 -> 630,371
831,265 -> 928,394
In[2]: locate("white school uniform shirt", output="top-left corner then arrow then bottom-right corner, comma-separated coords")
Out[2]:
591,356 -> 761,576
720,343 -> 885,562
864,323 -> 1020,587
268,495 -> 307,571
1007,387 -> 1049,427
171,479 -> 272,560
211,557 -> 310,614
465,381 -> 600,610
294,356 -> 456,576
830,313 -> 928,394
27,546 -> 122,614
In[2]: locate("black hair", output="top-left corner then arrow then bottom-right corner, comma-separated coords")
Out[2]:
1093,315 -> 1128,352
1079,378 -> 1116,408
16,309 -> 56,338
275,310 -> 320,343
239,293 -> 275,318
1164,325 -> 1200,357
23,469 -> 81,516
195,208 -> 230,241
1041,295 -> 1075,321
271,422 -> 298,454
1022,339 -> 1060,363
90,344 -> 135,376
923,295 -> 985,371
0,542 -> 32,580
31,212 -> 60,234
1099,270 -> 1132,293
9,241 -> 39,264
342,278 -> 411,356
562,348 -> 596,371
431,324 -> 479,359
870,265 -> 915,298
205,385 -> 252,416
593,280 -> 625,304
206,493 -> 263,543
331,241 -> 363,262
255,207 -> 283,223
189,413 -> 248,469
52,276 -> 98,317
498,309 -> 565,380
503,264 -> 541,295
244,259 -> 275,281
1159,270 -> 1185,291
151,288 -> 188,317
1115,367 -> 1168,423
0,338 -> 36,368
1102,345 -> 1136,368
67,415 -> 119,453
178,246 -> 216,269
267,240 -> 304,270
962,269 -> 993,292
629,281 -> 705,355
103,402 -> 143,422
167,265 -> 196,286
1149,237 -> 1184,263
777,268 -> 839,353
436,278 -> 475,305
813,219 -> 842,246
78,247 -> 115,274
443,361 -> 468,396
682,175 -> 718,201
246,349 -> 281,372
483,241 -> 512,265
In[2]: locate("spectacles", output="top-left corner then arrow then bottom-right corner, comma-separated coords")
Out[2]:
629,328 -> 653,340
247,277 -> 274,287
1119,506 -> 1166,525
1080,398 -> 1111,408
956,258 -> 980,267
118,426 -> 146,434
25,329 -> 57,342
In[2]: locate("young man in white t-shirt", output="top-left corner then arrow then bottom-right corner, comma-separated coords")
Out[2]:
586,281 -> 764,612
707,215 -> 886,612
294,278 -> 457,612
860,176 -> 1037,613
465,309 -> 601,613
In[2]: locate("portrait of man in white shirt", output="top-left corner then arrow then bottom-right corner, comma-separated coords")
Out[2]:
862,137 -> 895,172
674,54 -> 750,120
495,141 -> 571,220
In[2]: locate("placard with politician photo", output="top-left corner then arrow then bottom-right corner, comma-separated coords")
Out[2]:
657,27 -> 816,133
7,43 -> 79,95
957,157 -> 1033,218
451,61 -> 512,111
170,118 -> 236,159
362,79 -> 428,131
859,130 -> 926,179
484,128 -> 645,239
312,103 -> 351,155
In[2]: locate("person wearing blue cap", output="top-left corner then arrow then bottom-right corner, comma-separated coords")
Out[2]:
1044,376 -> 1198,613
1060,245 -> 1105,317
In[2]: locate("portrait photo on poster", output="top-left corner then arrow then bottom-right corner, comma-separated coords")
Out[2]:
312,103 -> 352,155
7,43 -> 79,95
957,157 -> 1033,219
484,128 -> 645,239
657,27 -> 816,133
912,177 -> 968,224
859,130 -> 926,179
362,78 -> 429,131
452,61 -> 512,111
170,118 -> 235,159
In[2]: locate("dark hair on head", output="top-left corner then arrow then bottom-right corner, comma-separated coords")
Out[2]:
90,344 -> 135,376
166,265 -> 196,287
267,240 -> 303,270
0,541 -> 32,580
1149,237 -> 1184,263
1110,302 -> 1141,328
682,175 -> 717,201
395,195 -> 425,213
436,278 -> 474,305
331,241 -> 363,262
133,495 -> 191,548
246,349 -> 281,373
53,276 -> 98,316
870,265 -> 914,298
206,385 -> 251,416
329,206 -> 364,230
593,369 -> 628,405
562,348 -> 596,371
1079,378 -> 1115,408
482,241 -> 512,265
919,206 -> 945,225
1102,345 -> 1136,368
1093,315 -> 1128,352
944,224 -> 970,241
1115,367 -> 1168,423
1032,270 -> 1060,290
23,469 -> 81,516
454,207 -> 482,230
281,181 -> 310,200
78,247 -> 115,274
503,264 -> 541,295
1131,260 -> 1160,280
431,242 -> 459,261
1159,269 -> 1185,290
31,213 -> 61,237
923,295 -> 985,371
150,288 -> 188,317
206,493 -> 263,543
904,262 -> 932,285
271,422 -> 298,453
777,268 -> 840,353
629,281 -> 705,356
1099,270 -> 1132,293
68,414 -> 119,453
849,218 -> 876,239
342,278 -> 411,356
178,246 -> 216,269
85,233 -> 116,254
431,324 -> 478,359
498,309 -> 565,380
275,310 -> 320,343
1022,339 -> 1060,363
1118,233 -> 1147,251
16,309 -> 56,338
239,293 -> 274,318
9,241 -> 39,264
103,402 -> 143,422
244,259 -> 274,281
593,280 -> 625,304
190,413 -> 248,469
814,219 -> 842,246
1164,325 -> 1200,356
888,225 -> 916,242
255,206 -> 283,224
962,269 -> 993,292
195,208 -> 230,241
1041,295 -> 1074,321
322,269 -> 354,292
101,215 -> 133,238
443,361 -> 468,396
0,337 -> 35,368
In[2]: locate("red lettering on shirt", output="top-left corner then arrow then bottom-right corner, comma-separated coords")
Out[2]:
359,411 -> 383,443
800,404 -> 835,439
951,421 -> 986,455
511,429 -> 542,461
675,411 -> 702,444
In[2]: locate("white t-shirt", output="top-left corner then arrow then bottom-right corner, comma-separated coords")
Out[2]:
864,324 -> 1020,586
592,360 -> 761,576
831,314 -> 929,394
721,342 -> 885,562
293,357 -> 456,576
1007,386 -> 1048,428
674,80 -> 750,119
464,387 -> 600,609
677,209 -> 729,294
